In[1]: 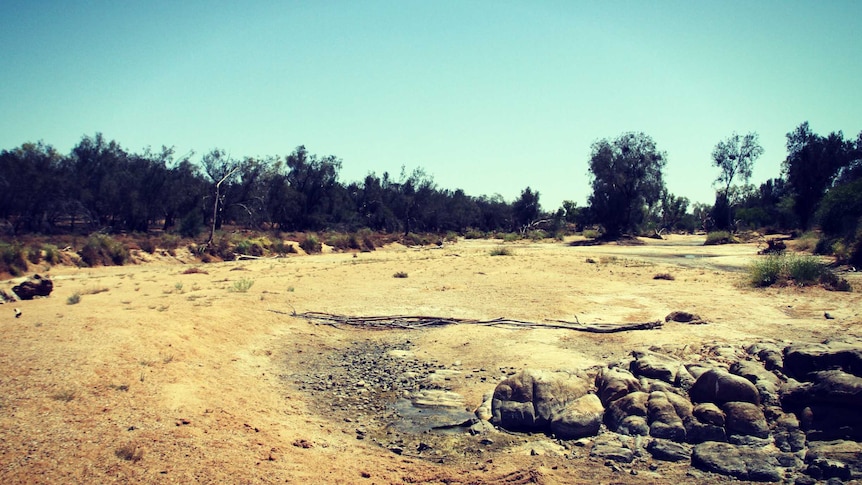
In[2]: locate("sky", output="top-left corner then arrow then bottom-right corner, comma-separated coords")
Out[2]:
2,1 -> 860,211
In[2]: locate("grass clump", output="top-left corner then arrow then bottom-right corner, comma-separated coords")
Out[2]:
490,246 -> 514,256
80,234 -> 129,266
748,254 -> 851,291
0,242 -> 28,276
704,231 -> 737,245
67,292 -> 82,305
299,234 -> 321,254
653,273 -> 675,281
115,443 -> 144,462
393,271 -> 409,278
230,277 -> 255,293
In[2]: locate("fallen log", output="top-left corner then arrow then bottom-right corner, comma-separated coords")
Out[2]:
277,310 -> 663,333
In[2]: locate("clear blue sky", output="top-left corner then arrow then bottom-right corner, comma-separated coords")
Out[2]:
2,1 -> 860,210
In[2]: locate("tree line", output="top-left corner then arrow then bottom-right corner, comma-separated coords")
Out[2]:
1,122 -> 860,263
0,133 -> 546,237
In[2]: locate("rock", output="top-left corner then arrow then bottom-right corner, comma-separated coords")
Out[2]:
689,368 -> 760,405
665,311 -> 703,323
648,392 -> 686,442
731,360 -> 780,386
783,342 -> 862,380
692,441 -> 782,482
550,393 -> 604,440
772,411 -> 807,452
647,439 -> 692,462
684,418 -> 726,443
11,274 -> 53,300
474,392 -> 493,421
675,364 -> 696,390
590,444 -> 634,464
692,403 -> 725,427
617,415 -> 649,436
722,401 -> 770,439
491,369 -> 589,432
806,440 -> 862,480
605,391 -> 648,432
595,366 -> 641,406
781,370 -> 862,441
630,350 -> 680,383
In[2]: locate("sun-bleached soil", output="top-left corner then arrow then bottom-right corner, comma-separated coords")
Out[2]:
1,235 -> 859,484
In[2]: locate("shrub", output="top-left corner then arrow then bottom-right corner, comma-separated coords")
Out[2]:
464,229 -> 486,239
795,231 -> 819,252
271,239 -> 297,255
393,271 -> 408,278
490,246 -> 513,256
582,229 -> 600,239
80,234 -> 129,266
748,254 -> 850,290
67,293 -> 82,305
653,273 -> 675,280
527,230 -> 548,241
704,231 -> 737,245
42,244 -> 61,265
299,234 -> 321,254
502,233 -> 520,242
230,278 -> 254,293
0,243 -> 28,276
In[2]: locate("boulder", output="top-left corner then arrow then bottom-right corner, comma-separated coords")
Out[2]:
692,441 -> 782,482
783,342 -> 862,379
771,411 -> 806,453
630,350 -> 679,383
806,440 -> 862,480
684,418 -> 726,443
550,393 -> 604,440
605,391 -> 648,432
590,444 -> 634,464
491,369 -> 589,432
692,403 -> 725,427
11,274 -> 53,300
595,366 -> 641,406
647,391 -> 686,442
780,370 -> 862,441
647,439 -> 692,462
689,368 -> 760,405
722,401 -> 770,439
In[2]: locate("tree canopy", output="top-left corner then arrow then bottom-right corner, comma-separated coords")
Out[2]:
587,132 -> 666,238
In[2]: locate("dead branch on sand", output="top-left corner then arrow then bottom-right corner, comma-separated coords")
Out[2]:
274,310 -> 663,333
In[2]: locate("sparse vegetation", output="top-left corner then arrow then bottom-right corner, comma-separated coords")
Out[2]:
705,231 -> 737,245
393,271 -> 409,278
80,234 -> 129,266
66,293 -> 82,305
490,246 -> 514,256
299,234 -> 321,254
748,253 -> 851,290
52,389 -> 76,402
115,444 -> 144,462
230,277 -> 255,293
653,273 -> 675,280
0,243 -> 28,276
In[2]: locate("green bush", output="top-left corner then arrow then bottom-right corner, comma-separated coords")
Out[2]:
705,231 -> 737,245
42,244 -> 61,265
464,229 -> 486,239
748,254 -> 850,290
230,278 -> 254,293
80,235 -> 130,267
0,243 -> 28,276
582,229 -> 600,239
502,233 -> 520,242
299,234 -> 321,254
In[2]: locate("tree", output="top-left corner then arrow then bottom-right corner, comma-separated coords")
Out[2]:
712,132 -> 763,230
588,132 -> 666,238
658,190 -> 689,233
783,122 -> 853,229
201,149 -> 241,244
512,187 -> 541,232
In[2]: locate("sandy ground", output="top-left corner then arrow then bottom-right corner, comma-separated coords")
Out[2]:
1,235 -> 860,484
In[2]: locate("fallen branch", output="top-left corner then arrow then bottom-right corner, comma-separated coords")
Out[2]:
276,310 -> 663,333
